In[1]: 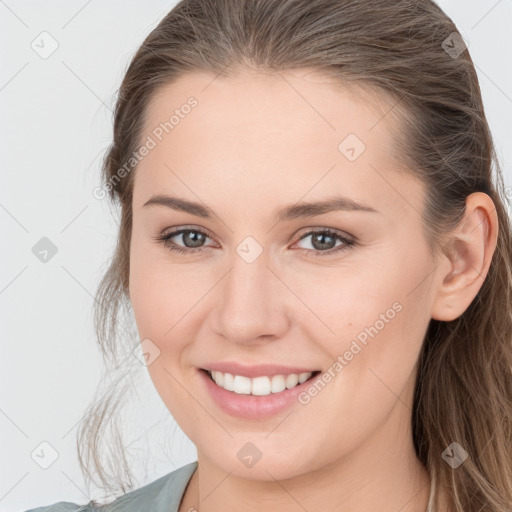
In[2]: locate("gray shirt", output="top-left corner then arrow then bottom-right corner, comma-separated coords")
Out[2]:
25,461 -> 198,512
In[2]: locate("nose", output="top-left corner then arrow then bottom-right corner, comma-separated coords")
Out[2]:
212,252 -> 291,345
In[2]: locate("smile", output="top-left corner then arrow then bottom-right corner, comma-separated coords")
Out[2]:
207,369 -> 318,396
198,366 -> 322,420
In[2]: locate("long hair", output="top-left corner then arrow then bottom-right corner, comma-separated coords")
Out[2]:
77,1 -> 512,510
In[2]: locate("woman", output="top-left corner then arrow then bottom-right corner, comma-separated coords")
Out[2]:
27,0 -> 512,511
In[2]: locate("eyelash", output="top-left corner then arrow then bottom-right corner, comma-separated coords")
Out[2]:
154,226 -> 356,257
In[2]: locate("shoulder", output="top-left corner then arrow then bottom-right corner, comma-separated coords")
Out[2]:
24,461 -> 198,512
23,504 -> 92,512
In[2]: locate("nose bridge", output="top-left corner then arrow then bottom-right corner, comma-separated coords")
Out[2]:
214,245 -> 289,343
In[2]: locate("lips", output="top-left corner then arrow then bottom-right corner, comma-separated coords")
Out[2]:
197,362 -> 322,419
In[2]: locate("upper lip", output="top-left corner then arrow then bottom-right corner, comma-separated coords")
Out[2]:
201,362 -> 319,378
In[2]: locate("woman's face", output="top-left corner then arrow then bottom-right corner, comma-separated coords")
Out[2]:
129,68 -> 440,480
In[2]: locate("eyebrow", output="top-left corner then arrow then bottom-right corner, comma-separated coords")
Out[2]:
142,194 -> 379,221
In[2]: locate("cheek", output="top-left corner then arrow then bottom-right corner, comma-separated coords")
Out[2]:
294,249 -> 432,390
129,251 -> 205,423
289,262 -> 432,461
129,232 -> 203,338
128,242 -> 217,400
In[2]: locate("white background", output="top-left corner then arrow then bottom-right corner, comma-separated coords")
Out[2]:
1,1 -> 511,510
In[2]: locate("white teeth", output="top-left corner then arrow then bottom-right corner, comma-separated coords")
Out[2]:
285,374 -> 299,388
212,370 -> 223,387
209,370 -> 313,396
233,375 -> 252,394
298,372 -> 311,384
223,372 -> 234,391
271,375 -> 286,393
251,376 -> 271,395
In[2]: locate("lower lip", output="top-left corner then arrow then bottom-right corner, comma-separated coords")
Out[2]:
198,369 -> 319,420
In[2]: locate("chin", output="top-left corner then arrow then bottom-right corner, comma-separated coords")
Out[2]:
200,437 -> 324,482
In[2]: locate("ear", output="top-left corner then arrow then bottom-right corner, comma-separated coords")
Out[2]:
431,192 -> 499,322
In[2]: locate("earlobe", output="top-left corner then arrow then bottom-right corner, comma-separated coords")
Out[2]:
431,192 -> 498,322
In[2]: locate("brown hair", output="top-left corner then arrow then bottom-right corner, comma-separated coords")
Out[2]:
78,1 -> 512,510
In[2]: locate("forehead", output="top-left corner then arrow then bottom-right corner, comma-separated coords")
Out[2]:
133,68 -> 421,221
141,67 -> 401,155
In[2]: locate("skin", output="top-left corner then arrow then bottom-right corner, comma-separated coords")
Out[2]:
128,67 -> 498,512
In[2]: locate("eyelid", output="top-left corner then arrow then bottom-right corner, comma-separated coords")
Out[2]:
161,225 -> 218,244
294,225 -> 355,241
